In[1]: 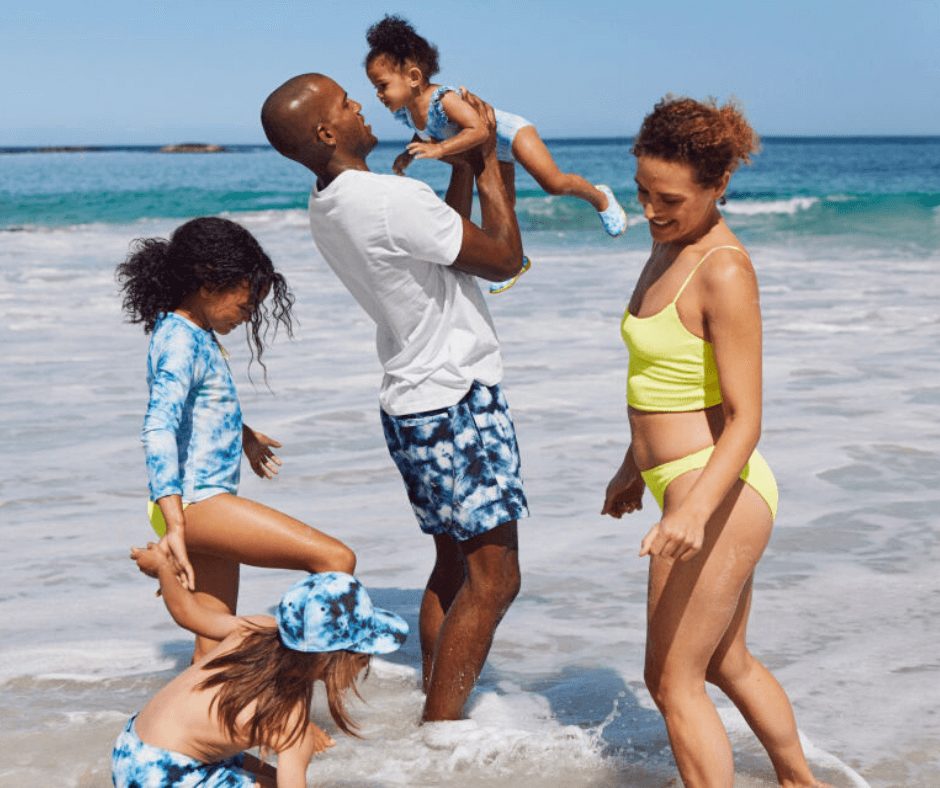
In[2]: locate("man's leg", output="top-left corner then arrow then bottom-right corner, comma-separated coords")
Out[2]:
419,534 -> 465,695
421,520 -> 520,722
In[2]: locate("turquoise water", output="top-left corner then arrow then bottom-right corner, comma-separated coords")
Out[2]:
3,137 -> 938,256
1,137 -> 939,787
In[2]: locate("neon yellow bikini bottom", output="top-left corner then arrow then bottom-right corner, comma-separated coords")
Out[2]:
146,500 -> 190,538
640,446 -> 778,520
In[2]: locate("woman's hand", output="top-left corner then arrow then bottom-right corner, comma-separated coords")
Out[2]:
393,150 -> 414,175
406,140 -> 444,161
639,509 -> 705,561
601,452 -> 645,519
243,425 -> 282,479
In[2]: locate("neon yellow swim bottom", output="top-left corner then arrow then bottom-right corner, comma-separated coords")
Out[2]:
640,446 -> 778,520
147,500 -> 190,538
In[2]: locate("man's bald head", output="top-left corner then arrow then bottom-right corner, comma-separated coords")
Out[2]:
261,73 -> 334,169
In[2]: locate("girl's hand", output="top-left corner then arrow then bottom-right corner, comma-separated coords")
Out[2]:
639,510 -> 705,561
308,723 -> 336,755
243,426 -> 282,479
393,150 -> 414,175
601,458 -> 645,519
407,140 -> 443,161
159,530 -> 196,590
130,542 -> 165,578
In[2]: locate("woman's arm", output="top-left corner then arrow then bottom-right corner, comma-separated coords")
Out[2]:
407,90 -> 489,161
640,249 -> 764,560
601,443 -> 646,518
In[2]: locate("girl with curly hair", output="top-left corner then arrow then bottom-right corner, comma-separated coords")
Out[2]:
117,216 -> 355,660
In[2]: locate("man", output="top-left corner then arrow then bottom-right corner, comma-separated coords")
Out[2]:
261,74 -> 527,722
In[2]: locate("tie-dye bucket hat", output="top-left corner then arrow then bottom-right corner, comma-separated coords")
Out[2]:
276,572 -> 409,655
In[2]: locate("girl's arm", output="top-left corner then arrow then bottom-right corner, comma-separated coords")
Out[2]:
154,494 -> 194,590
407,90 -> 489,161
273,717 -> 335,788
143,329 -> 204,590
639,250 -> 764,560
131,542 -> 242,642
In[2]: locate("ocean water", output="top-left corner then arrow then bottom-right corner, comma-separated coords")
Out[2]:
1,137 -> 938,788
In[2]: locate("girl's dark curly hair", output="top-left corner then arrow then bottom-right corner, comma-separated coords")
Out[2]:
116,216 -> 294,372
364,14 -> 439,78
631,96 -> 761,189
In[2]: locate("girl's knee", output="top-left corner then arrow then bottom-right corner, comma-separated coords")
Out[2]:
307,540 -> 356,575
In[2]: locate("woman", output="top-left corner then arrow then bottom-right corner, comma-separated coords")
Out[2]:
602,97 -> 829,788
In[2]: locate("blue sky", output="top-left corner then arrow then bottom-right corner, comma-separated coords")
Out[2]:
3,0 -> 938,146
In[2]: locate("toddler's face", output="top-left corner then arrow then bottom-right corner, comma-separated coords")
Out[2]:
366,55 -> 414,113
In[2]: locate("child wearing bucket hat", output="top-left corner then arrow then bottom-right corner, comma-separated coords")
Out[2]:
112,543 -> 408,788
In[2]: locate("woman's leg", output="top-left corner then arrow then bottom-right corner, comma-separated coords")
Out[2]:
706,574 -> 827,788
511,127 -> 607,210
182,494 -> 356,657
644,473 -> 774,787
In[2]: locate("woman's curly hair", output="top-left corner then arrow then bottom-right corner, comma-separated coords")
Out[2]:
364,14 -> 440,78
116,216 -> 294,372
631,96 -> 761,189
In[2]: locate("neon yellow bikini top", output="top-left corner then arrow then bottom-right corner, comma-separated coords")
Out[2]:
621,246 -> 747,412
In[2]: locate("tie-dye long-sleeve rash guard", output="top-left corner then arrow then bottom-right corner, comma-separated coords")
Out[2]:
141,313 -> 242,503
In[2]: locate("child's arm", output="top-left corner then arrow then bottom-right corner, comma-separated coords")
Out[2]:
131,542 -> 241,642
407,90 -> 489,161
273,719 -> 335,788
242,424 -> 282,479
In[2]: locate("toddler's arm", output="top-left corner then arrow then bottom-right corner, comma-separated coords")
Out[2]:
407,90 -> 489,161
131,542 -> 241,642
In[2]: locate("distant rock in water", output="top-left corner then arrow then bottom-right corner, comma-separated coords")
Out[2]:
159,143 -> 227,153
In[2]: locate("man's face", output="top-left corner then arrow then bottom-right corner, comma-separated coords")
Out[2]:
320,79 -> 377,158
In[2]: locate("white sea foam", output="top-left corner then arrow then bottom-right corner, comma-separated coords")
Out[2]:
724,196 -> 819,215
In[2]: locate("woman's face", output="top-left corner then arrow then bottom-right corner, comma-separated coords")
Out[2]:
634,156 -> 727,244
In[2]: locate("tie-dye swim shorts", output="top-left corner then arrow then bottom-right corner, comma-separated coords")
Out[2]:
112,716 -> 254,788
381,381 -> 529,541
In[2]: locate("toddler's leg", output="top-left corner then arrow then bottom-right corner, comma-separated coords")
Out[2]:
511,127 -> 605,208
512,127 -> 627,236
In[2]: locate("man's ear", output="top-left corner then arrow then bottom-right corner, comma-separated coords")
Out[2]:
315,121 -> 335,147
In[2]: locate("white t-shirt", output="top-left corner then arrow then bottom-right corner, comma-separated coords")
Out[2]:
308,170 -> 503,416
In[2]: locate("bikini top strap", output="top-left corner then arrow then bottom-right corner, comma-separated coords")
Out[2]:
672,245 -> 749,303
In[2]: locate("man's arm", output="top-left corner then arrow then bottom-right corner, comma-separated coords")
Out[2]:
447,96 -> 523,282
